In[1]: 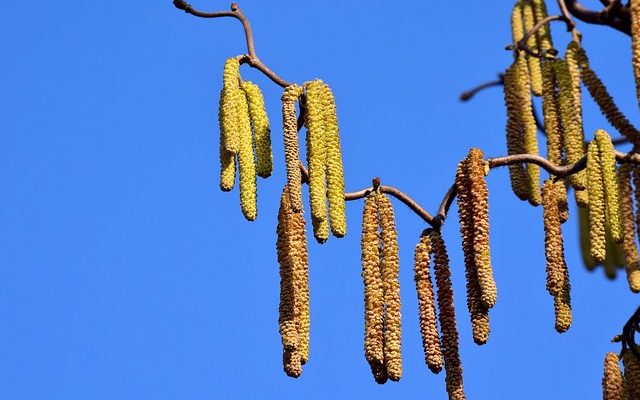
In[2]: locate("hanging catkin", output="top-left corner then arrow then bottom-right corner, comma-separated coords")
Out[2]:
542,179 -> 567,297
237,83 -> 258,221
218,89 -> 237,192
282,84 -> 304,213
542,60 -> 563,166
431,231 -> 466,400
596,130 -> 623,243
623,347 -> 640,399
504,63 -> 531,201
361,194 -> 385,372
322,83 -> 347,238
555,58 -> 587,190
511,1 -> 525,46
531,0 -> 552,51
413,231 -> 444,373
304,81 -> 328,235
630,0 -> 640,112
602,352 -> 625,400
556,181 -> 569,223
553,263 -> 572,333
221,57 -> 241,154
565,41 -> 583,135
241,81 -> 273,178
455,158 -> 490,345
618,164 -> 640,292
522,0 -> 543,96
633,165 -> 640,248
378,193 -> 402,381
588,139 -> 607,263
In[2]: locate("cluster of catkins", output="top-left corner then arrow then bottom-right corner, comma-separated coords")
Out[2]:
217,59 -> 347,377
601,349 -> 640,400
506,0 -> 640,300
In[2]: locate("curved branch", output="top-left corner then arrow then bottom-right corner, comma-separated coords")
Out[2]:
562,0 -> 630,34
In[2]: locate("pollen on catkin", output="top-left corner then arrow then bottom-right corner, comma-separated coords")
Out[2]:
596,130 -> 623,243
633,165 -> 640,246
378,193 -> 402,381
603,352 -> 625,400
511,1 -> 525,46
522,0 -> 543,96
277,189 -> 298,353
542,60 -> 563,166
623,347 -> 640,399
219,90 -> 236,192
413,231 -> 444,373
431,230 -> 466,400
322,83 -> 347,238
361,194 -> 384,370
630,0 -> 640,112
221,57 -> 241,154
304,80 -> 328,230
532,0 -> 553,51
504,63 -> 531,201
588,139 -> 607,263
556,181 -> 569,223
542,179 -> 567,297
618,165 -> 640,292
565,41 -> 584,133
455,158 -> 490,345
282,84 -> 304,213
241,81 -> 272,178
237,85 -> 257,221
554,265 -> 572,333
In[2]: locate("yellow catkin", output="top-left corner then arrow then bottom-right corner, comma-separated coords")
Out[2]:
378,193 -> 402,381
619,164 -> 640,292
565,40 -> 583,135
455,159 -> 490,345
322,83 -> 347,238
218,89 -> 236,192
630,0 -> 640,113
522,0 -> 543,96
468,149 -> 497,309
504,63 -> 531,201
282,84 -> 304,214
291,204 -> 310,364
575,186 -> 589,208
511,1 -> 525,45
579,206 -> 597,270
556,181 -> 569,223
603,352 -> 625,400
555,58 -> 587,190
413,231 -> 444,372
431,231 -> 466,400
361,194 -> 384,371
276,189 -> 298,353
221,58 -> 241,154
633,165 -> 640,247
241,81 -> 272,178
578,54 -> 640,145
304,80 -> 328,234
542,180 -> 567,297
236,84 -> 257,221
588,139 -> 607,263
542,60 -> 563,166
623,348 -> 640,399
532,0 -> 553,51
553,263 -> 572,333
596,130 -> 623,243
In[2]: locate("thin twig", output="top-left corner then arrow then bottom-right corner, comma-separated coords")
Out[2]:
460,75 -> 504,101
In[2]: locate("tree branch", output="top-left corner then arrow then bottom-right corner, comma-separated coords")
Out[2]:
562,0 -> 630,34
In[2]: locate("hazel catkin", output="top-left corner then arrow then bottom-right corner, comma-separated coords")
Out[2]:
304,81 -> 328,233
282,84 -> 304,213
541,60 -> 563,167
221,57 -> 241,154
218,89 -> 237,192
596,130 -> 623,244
378,193 -> 402,381
431,230 -> 466,400
542,179 -> 567,297
277,189 -> 298,353
623,347 -> 640,399
630,0 -> 640,114
602,352 -> 625,400
237,84 -> 257,221
241,81 -> 273,178
587,139 -> 607,263
361,194 -> 385,370
531,0 -> 553,52
504,63 -> 531,201
522,0 -> 543,96
413,231 -> 444,373
565,41 -> 584,135
619,164 -> 640,292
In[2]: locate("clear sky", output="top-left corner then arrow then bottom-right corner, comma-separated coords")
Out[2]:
1,1 -> 638,399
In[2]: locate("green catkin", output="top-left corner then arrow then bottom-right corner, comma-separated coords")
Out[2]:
522,1 -> 543,96
618,164 -> 640,292
241,81 -> 273,178
237,84 -> 257,221
555,59 -> 587,190
221,58 -> 241,154
504,63 -> 531,201
587,140 -> 607,263
595,130 -> 623,243
282,84 -> 304,214
304,81 -> 328,235
218,89 -> 237,192
602,352 -> 625,400
322,83 -> 347,238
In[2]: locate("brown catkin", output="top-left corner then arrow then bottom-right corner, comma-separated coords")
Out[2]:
283,349 -> 302,378
413,231 -> 444,372
588,139 -> 607,263
633,165 -> 640,248
619,164 -> 640,292
277,189 -> 298,353
623,348 -> 640,399
237,85 -> 257,221
630,0 -> 640,113
596,130 -> 623,243
542,179 -> 567,297
455,158 -> 490,345
431,231 -> 466,400
282,84 -> 304,213
322,83 -> 347,238
504,63 -> 531,201
241,81 -> 272,178
304,81 -> 328,232
468,149 -> 497,309
556,181 -> 569,223
553,263 -> 572,333
522,0 -> 543,96
378,193 -> 402,381
555,58 -> 587,190
361,194 -> 384,370
603,352 -> 625,400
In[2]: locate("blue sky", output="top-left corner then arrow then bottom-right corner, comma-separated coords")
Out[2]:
1,1 -> 638,399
